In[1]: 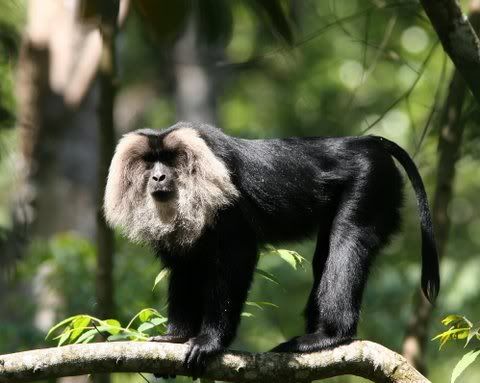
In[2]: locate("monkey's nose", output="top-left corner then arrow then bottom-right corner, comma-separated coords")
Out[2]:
152,174 -> 166,182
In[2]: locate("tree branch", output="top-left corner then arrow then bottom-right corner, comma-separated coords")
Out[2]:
0,341 -> 428,383
419,0 -> 480,104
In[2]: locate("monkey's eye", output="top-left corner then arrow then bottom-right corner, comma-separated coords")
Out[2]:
142,151 -> 177,166
142,152 -> 156,163
159,151 -> 177,165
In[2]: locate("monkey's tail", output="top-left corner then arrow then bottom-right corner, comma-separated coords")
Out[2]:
374,136 -> 440,304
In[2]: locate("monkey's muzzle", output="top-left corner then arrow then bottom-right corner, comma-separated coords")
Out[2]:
150,189 -> 176,202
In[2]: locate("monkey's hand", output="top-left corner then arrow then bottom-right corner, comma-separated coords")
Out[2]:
184,334 -> 223,379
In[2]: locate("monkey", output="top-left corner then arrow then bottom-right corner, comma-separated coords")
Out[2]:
104,121 -> 439,374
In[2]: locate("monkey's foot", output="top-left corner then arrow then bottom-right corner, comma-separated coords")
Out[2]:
184,334 -> 223,379
270,333 -> 352,353
149,334 -> 190,343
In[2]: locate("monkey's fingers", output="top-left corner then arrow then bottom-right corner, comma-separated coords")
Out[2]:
149,334 -> 189,343
184,344 -> 202,379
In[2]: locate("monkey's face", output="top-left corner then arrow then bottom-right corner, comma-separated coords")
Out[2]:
104,124 -> 239,248
144,152 -> 178,203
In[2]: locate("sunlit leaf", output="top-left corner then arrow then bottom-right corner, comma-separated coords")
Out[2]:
245,301 -> 264,310
80,334 -> 96,344
58,330 -> 71,347
255,268 -> 280,285
103,319 -> 122,335
451,349 -> 480,383
75,329 -> 98,344
153,269 -> 170,290
46,315 -> 80,340
137,322 -> 156,333
126,308 -> 162,329
466,326 -> 480,347
139,308 -> 155,322
254,301 -> 279,309
70,316 -> 91,341
442,315 -> 472,328
150,317 -> 168,326
277,249 -> 305,270
107,333 -> 133,341
433,328 -> 470,349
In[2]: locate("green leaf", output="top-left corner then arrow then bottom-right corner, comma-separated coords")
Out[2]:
442,315 -> 464,326
245,301 -> 264,310
138,322 -> 157,333
137,317 -> 168,333
255,268 -> 280,285
46,315 -> 79,340
433,328 -> 470,349
80,334 -> 96,344
241,312 -> 254,317
153,269 -> 170,290
58,330 -> 71,347
75,329 -> 98,344
277,249 -> 305,270
245,301 -> 279,311
103,319 -> 122,335
70,316 -> 91,341
466,326 -> 480,347
451,349 -> 480,383
254,301 -> 279,309
442,315 -> 472,328
150,317 -> 168,326
126,308 -> 162,329
107,333 -> 133,341
139,309 -> 155,322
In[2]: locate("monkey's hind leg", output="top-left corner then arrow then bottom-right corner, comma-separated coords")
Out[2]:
271,208 -> 384,353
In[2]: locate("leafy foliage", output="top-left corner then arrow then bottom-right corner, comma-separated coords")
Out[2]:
46,308 -> 167,346
261,245 -> 307,271
434,315 -> 480,383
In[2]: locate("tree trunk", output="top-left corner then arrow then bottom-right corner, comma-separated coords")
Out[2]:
9,2 -> 119,382
401,7 -> 480,371
173,16 -> 220,124
92,28 -> 117,383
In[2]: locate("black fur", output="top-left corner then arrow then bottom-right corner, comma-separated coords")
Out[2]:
146,124 -> 440,374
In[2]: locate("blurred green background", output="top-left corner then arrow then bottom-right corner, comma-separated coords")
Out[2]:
1,0 -> 479,382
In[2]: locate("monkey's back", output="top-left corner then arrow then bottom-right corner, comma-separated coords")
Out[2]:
222,134 -> 402,243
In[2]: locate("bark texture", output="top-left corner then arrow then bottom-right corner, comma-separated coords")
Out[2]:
0,341 -> 429,383
401,6 -> 480,373
419,0 -> 480,103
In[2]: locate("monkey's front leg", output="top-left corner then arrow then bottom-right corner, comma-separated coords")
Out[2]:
150,264 -> 205,380
184,236 -> 258,378
150,264 -> 204,344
